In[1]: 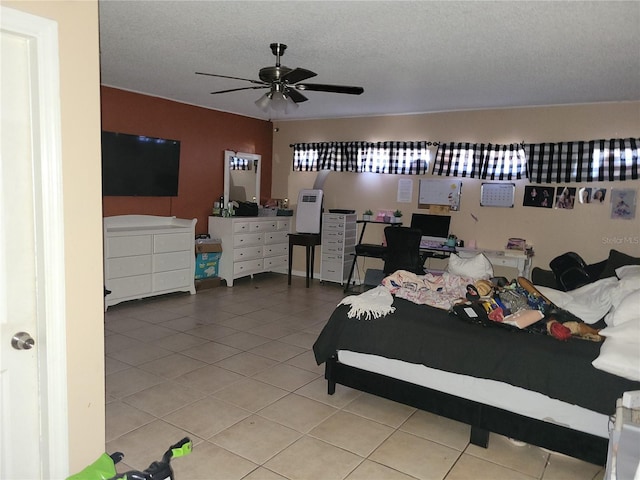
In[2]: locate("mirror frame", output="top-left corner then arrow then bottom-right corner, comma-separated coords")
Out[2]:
224,150 -> 261,209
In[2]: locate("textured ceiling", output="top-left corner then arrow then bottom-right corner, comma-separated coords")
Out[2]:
98,1 -> 640,121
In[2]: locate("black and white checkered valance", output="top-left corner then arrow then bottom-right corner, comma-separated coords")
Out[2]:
525,138 -> 639,184
229,155 -> 252,171
432,143 -> 527,180
292,141 -> 431,174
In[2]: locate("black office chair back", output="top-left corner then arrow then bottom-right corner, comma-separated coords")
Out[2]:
383,227 -> 425,275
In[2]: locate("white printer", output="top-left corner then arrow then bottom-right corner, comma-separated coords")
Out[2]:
295,189 -> 323,234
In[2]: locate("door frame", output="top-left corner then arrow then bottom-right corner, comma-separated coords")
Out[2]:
2,6 -> 69,477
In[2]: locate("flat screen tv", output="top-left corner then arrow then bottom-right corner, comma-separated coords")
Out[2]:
410,213 -> 451,243
101,131 -> 180,196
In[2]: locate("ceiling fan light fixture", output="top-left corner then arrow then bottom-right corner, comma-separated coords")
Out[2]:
254,92 -> 272,112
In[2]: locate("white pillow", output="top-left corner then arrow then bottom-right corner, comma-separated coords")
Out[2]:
615,264 -> 640,280
592,337 -> 640,381
598,319 -> 640,343
536,277 -> 618,324
607,289 -> 640,327
446,253 -> 493,280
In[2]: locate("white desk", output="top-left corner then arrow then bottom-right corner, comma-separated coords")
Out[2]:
456,247 -> 532,278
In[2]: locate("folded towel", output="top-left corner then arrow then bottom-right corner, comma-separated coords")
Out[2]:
338,286 -> 396,320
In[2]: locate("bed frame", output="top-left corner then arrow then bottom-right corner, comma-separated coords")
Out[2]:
325,355 -> 608,466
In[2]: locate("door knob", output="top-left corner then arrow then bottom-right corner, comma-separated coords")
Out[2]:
11,332 -> 35,350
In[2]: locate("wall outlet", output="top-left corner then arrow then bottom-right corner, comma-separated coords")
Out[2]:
622,390 -> 640,409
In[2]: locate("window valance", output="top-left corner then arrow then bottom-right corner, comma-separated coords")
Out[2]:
432,143 -> 527,180
229,155 -> 252,171
292,141 -> 432,174
525,138 -> 639,184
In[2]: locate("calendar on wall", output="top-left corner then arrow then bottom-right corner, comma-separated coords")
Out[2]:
480,183 -> 516,207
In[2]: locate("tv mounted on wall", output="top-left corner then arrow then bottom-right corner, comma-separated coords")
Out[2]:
101,131 -> 181,196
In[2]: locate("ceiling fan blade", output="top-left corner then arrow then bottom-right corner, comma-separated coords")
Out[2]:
196,71 -> 266,86
295,83 -> 364,95
286,88 -> 308,103
281,67 -> 317,84
210,86 -> 269,95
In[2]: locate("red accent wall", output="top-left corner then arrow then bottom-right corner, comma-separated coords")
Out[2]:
101,87 -> 273,234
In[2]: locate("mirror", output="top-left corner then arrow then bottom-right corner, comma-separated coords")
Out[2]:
224,150 -> 261,209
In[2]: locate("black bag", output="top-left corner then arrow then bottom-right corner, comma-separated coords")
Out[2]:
549,252 -> 593,291
234,201 -> 259,217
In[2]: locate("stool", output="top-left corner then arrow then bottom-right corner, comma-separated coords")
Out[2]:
288,233 -> 321,288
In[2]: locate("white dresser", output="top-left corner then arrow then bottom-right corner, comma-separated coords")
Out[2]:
104,215 -> 197,309
320,213 -> 357,285
208,216 -> 291,286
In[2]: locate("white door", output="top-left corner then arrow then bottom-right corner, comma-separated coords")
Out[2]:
1,7 -> 69,479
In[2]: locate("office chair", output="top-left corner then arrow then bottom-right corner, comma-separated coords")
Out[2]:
383,226 -> 425,275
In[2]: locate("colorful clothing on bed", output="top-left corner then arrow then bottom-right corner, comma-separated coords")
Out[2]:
381,270 -> 474,310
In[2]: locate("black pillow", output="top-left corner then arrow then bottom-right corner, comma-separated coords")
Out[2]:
598,249 -> 640,279
550,252 -> 593,291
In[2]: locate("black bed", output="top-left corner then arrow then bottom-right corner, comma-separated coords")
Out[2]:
313,297 -> 640,465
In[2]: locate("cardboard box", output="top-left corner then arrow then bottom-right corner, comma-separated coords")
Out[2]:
195,277 -> 221,290
194,241 -> 222,279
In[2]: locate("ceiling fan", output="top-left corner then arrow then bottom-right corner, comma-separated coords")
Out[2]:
196,43 -> 364,113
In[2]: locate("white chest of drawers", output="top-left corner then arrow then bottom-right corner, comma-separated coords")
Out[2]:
208,216 -> 291,286
320,213 -> 357,284
104,215 -> 197,309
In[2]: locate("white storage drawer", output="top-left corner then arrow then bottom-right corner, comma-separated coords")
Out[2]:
153,251 -> 191,273
234,258 -> 263,275
320,213 -> 357,285
264,243 -> 288,257
154,232 -> 191,253
234,233 -> 264,248
108,274 -> 152,298
264,231 -> 289,244
250,220 -> 278,232
233,222 -> 251,234
107,235 -> 152,258
264,255 -> 287,270
234,246 -> 263,262
153,269 -> 191,290
277,220 -> 291,231
106,255 -> 152,279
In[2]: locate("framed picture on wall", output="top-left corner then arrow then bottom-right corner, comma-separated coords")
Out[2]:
554,186 -> 576,209
523,186 -> 554,208
610,189 -> 636,220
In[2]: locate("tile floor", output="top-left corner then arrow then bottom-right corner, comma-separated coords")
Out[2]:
105,273 -> 605,480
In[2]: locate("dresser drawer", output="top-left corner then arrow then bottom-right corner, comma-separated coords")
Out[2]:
264,231 -> 289,245
106,255 -> 152,278
277,219 -> 291,231
263,243 -> 288,257
153,250 -> 191,273
234,246 -> 263,262
154,233 -> 191,253
250,220 -> 278,233
264,255 -> 287,270
107,274 -> 152,298
234,259 -> 263,275
106,235 -> 152,258
234,233 -> 264,248
153,269 -> 191,291
233,221 -> 251,234
322,253 -> 347,264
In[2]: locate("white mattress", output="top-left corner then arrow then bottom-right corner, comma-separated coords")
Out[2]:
338,350 -> 610,438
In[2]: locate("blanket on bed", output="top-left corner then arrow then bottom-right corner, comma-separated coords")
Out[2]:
381,270 -> 473,310
313,296 -> 640,415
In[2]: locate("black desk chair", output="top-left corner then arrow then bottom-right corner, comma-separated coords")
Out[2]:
383,226 -> 425,275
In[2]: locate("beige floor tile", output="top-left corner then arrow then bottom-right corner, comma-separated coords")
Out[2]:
465,433 -> 549,478
105,316 -> 148,333
345,460 -> 418,480
243,308 -> 288,322
180,340 -> 241,364
127,308 -> 186,324
136,352 -> 207,378
252,363 -> 319,391
344,392 -> 416,428
446,453 -> 537,480
264,436 -> 363,480
215,314 -> 268,331
172,440 -> 257,480
400,410 -> 471,451
185,323 -> 239,341
123,380 -> 205,417
215,351 -> 279,376
211,414 -> 301,464
122,324 -> 176,341
248,322 -> 298,339
241,467 -> 288,480
309,410 -> 394,457
542,452 -> 604,480
159,316 -> 210,331
285,350 -> 325,374
163,396 -> 250,439
106,419 -> 198,472
249,340 -> 307,362
149,331 -> 209,351
277,331 -> 319,349
105,401 -> 155,442
105,333 -> 142,354
108,342 -> 173,366
105,367 -> 164,399
294,377 -> 362,408
211,378 -> 288,412
258,393 -> 338,433
105,357 -> 131,375
173,364 -> 244,395
215,331 -> 272,350
369,430 -> 461,480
